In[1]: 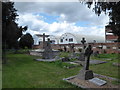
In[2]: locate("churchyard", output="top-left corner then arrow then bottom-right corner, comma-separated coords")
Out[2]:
2,49 -> 120,88
2,34 -> 120,88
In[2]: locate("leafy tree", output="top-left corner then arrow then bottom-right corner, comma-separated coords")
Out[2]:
2,2 -> 27,64
83,1 -> 120,41
19,33 -> 34,49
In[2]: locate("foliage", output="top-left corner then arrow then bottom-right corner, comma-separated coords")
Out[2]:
2,2 -> 28,49
84,1 -> 120,41
19,33 -> 34,49
59,52 -> 70,57
2,2 -> 28,64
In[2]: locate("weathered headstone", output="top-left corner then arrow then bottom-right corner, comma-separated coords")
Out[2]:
64,46 -> 67,52
78,52 -> 85,61
77,45 -> 94,80
89,78 -> 107,86
93,51 -> 99,57
69,44 -> 75,53
42,38 -> 54,59
61,57 -> 70,62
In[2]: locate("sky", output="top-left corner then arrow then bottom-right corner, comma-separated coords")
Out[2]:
14,2 -> 109,38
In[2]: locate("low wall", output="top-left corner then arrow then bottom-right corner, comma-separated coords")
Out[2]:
33,43 -> 120,54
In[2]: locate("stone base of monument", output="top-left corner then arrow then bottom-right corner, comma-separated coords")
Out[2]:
29,49 -> 59,57
63,74 -> 119,88
35,56 -> 61,62
77,69 -> 94,80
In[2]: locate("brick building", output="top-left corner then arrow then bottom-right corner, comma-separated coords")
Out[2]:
105,25 -> 118,43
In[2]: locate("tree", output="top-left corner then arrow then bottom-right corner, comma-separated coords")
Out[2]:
83,1 -> 120,41
19,33 -> 34,49
2,2 -> 27,64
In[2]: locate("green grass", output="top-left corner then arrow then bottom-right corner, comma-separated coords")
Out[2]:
2,52 -> 120,88
2,53 -> 80,88
59,52 -> 71,57
90,53 -> 120,79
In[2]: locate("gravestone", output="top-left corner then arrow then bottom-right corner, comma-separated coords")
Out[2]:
42,38 -> 54,59
61,57 -> 70,62
77,45 -> 94,80
64,46 -> 67,52
69,44 -> 75,53
89,78 -> 107,86
93,51 -> 99,57
78,52 -> 85,61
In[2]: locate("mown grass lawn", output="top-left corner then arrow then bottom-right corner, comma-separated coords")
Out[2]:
2,51 -> 120,88
90,53 -> 120,79
2,53 -> 81,88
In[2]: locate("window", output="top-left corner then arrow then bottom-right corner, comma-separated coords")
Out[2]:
60,39 -> 63,42
39,41 -> 41,45
69,38 -> 73,42
118,47 -> 120,49
66,39 -> 68,41
50,40 -> 55,44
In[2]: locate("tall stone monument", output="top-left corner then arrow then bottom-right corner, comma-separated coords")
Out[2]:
42,33 -> 49,49
77,44 -> 94,80
42,38 -> 54,59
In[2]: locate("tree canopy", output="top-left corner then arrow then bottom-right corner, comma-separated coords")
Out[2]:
84,1 -> 120,41
2,2 -> 28,49
2,2 -> 28,64
19,33 -> 34,49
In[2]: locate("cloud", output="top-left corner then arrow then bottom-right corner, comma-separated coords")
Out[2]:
16,13 -> 105,37
15,2 -> 109,26
14,2 -> 109,43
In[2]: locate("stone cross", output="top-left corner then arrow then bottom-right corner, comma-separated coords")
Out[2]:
81,37 -> 86,49
77,44 -> 94,80
42,33 -> 49,49
84,45 -> 93,70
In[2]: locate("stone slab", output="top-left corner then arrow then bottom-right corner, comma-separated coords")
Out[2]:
74,60 -> 107,65
89,78 -> 107,86
90,60 -> 107,64
35,59 -> 57,62
65,62 -> 79,65
63,74 -> 118,88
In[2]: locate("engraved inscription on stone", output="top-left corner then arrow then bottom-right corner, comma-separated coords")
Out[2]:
89,78 -> 107,86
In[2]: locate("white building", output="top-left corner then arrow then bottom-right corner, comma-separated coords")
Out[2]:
33,34 -> 59,45
59,33 -> 105,44
33,33 -> 105,45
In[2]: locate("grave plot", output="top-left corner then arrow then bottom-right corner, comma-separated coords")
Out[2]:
63,44 -> 119,89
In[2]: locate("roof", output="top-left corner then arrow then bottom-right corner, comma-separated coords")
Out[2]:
60,33 -> 105,43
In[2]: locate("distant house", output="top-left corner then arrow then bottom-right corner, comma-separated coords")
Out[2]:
33,34 -> 59,45
59,33 -> 105,44
33,33 -> 105,45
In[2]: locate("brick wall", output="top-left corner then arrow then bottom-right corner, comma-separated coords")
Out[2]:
33,43 -> 120,54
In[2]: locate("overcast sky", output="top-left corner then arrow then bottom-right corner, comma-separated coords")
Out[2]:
14,2 -> 109,38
